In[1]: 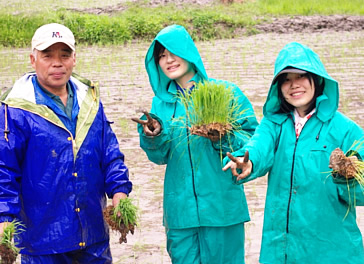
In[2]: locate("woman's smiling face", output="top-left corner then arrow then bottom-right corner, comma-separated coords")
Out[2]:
158,49 -> 195,88
281,72 -> 315,117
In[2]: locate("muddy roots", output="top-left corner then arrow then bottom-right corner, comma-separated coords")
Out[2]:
329,148 -> 358,179
0,244 -> 17,264
103,205 -> 135,244
190,123 -> 232,141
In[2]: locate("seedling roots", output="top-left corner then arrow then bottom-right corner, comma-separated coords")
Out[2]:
0,244 -> 17,264
103,198 -> 138,244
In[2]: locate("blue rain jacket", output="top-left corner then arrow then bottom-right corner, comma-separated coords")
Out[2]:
227,42 -> 364,263
0,73 -> 132,255
137,25 -> 259,229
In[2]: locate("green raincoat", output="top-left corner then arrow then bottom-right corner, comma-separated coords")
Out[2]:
137,25 -> 258,230
228,42 -> 364,263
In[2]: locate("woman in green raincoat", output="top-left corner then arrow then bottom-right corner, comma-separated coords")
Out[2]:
132,25 -> 258,263
223,42 -> 364,263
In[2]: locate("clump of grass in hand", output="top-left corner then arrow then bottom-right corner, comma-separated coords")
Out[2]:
0,220 -> 25,264
179,81 -> 246,141
329,139 -> 364,183
103,198 -> 139,244
113,198 -> 139,229
329,139 -> 364,218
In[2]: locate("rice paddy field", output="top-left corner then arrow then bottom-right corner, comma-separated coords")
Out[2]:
0,1 -> 363,263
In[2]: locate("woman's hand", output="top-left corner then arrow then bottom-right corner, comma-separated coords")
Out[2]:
223,151 -> 252,180
132,110 -> 161,136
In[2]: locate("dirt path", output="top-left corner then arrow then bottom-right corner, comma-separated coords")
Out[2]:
0,30 -> 363,264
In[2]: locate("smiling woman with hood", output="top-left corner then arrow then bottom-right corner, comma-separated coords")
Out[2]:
132,25 -> 258,263
224,42 -> 364,263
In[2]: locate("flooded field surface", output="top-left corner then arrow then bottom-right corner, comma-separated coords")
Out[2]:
1,30 -> 363,263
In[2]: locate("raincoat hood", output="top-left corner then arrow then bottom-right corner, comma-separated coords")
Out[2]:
145,25 -> 208,103
263,42 -> 339,124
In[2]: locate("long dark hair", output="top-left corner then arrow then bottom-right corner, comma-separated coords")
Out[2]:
153,40 -> 165,66
276,72 -> 325,115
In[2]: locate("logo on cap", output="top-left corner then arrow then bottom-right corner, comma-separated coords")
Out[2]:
52,32 -> 63,38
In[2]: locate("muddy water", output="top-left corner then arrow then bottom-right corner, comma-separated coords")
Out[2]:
1,31 -> 363,263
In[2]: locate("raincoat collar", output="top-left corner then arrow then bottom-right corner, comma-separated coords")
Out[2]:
32,77 -> 79,137
263,42 -> 339,124
3,72 -> 89,107
145,25 -> 208,103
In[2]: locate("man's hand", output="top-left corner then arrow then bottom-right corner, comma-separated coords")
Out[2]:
0,222 -> 10,235
222,151 -> 252,181
112,192 -> 127,208
131,110 -> 161,136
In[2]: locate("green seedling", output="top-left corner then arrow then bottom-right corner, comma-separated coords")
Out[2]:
103,198 -> 139,244
178,80 -> 249,145
0,220 -> 25,264
113,197 -> 139,229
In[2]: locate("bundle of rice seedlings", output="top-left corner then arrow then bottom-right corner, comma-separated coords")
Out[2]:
103,198 -> 139,244
0,220 -> 25,264
179,81 -> 246,142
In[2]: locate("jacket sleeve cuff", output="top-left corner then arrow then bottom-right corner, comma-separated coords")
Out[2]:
109,184 -> 132,198
0,215 -> 15,223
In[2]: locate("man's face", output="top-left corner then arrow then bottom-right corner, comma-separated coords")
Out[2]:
30,42 -> 76,94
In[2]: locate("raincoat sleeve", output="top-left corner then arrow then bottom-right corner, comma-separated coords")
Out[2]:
137,112 -> 171,165
331,122 -> 364,206
223,117 -> 277,183
0,105 -> 24,222
100,105 -> 132,198
212,83 -> 258,155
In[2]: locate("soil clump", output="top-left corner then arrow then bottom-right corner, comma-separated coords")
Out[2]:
329,148 -> 358,179
190,123 -> 232,142
0,244 -> 17,264
103,205 -> 136,244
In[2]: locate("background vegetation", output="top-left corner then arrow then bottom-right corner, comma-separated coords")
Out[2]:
0,0 -> 363,47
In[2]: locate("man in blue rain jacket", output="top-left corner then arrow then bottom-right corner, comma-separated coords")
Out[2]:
0,23 -> 132,263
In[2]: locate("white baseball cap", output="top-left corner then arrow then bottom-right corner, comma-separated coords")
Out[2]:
31,23 -> 75,51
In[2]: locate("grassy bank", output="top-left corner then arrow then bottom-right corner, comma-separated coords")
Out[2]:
0,0 -> 363,47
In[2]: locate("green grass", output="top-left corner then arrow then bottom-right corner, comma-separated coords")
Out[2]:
1,220 -> 25,253
0,0 -> 363,47
256,0 -> 364,15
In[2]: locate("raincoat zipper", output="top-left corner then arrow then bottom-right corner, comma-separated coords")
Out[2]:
182,99 -> 200,222
186,127 -> 198,200
286,136 -> 298,234
286,115 -> 314,232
